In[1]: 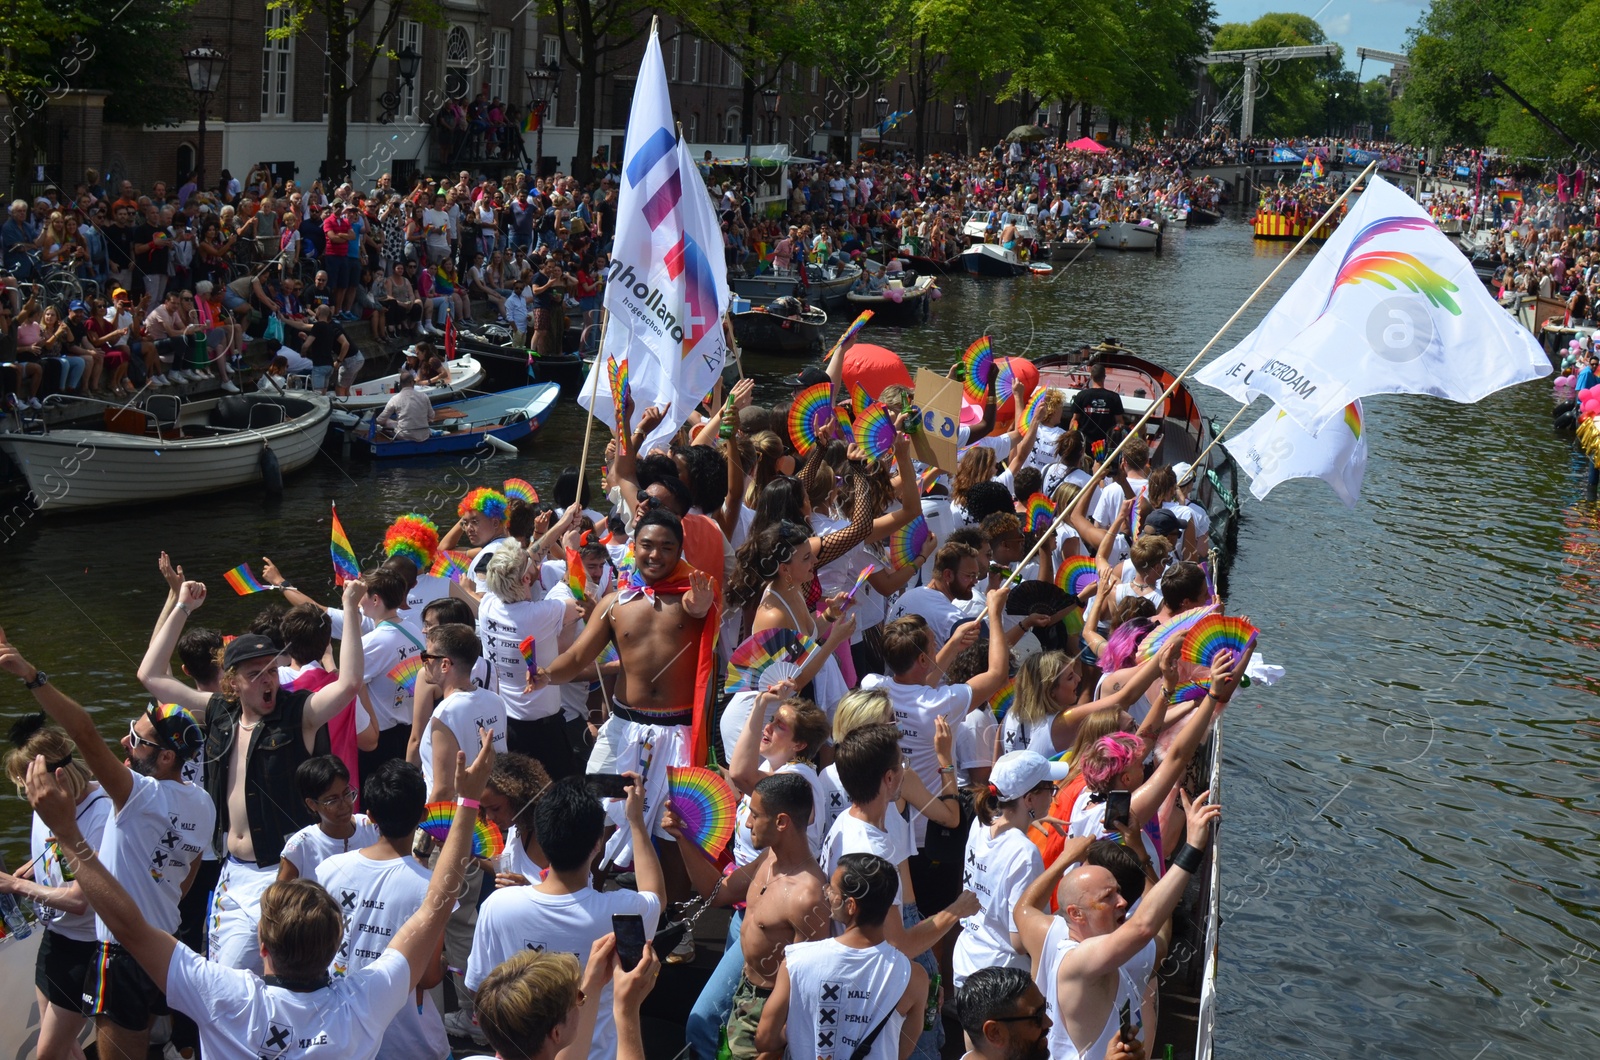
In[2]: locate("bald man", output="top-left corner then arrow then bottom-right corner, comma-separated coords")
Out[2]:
1015,790 -> 1220,1060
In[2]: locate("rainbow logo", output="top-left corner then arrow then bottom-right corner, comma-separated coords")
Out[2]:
330,504 -> 359,587
223,563 -> 268,596
388,656 -> 424,694
852,403 -> 896,461
503,479 -> 540,505
419,801 -> 504,858
1056,555 -> 1098,598
1343,402 -> 1362,440
1317,215 -> 1458,318
1024,493 -> 1053,535
787,381 -> 834,455
962,336 -> 994,403
989,678 -> 1015,721
665,766 -> 738,858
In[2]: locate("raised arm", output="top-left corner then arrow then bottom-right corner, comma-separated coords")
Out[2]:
622,771 -> 667,911
2,629 -> 135,808
1014,835 -> 1095,962
964,586 -> 1014,706
1130,646 -> 1244,829
305,578 -> 368,730
136,580 -> 216,714
730,688 -> 784,794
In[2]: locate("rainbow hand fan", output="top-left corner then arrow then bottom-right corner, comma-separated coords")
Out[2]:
666,766 -> 738,859
846,564 -> 877,601
419,801 -> 504,858
598,641 -> 621,667
990,678 -> 1016,721
852,403 -> 897,461
518,636 -> 537,673
223,563 -> 272,596
330,504 -> 359,587
962,336 -> 994,403
1056,555 -> 1098,598
1019,387 -> 1049,432
994,360 -> 1017,405
388,656 -> 424,695
725,628 -> 816,695
1168,680 -> 1211,704
787,381 -> 834,456
503,479 -> 540,505
1180,615 -> 1258,667
429,550 -> 473,583
888,515 -> 931,571
827,310 -> 873,360
1138,605 -> 1219,661
1024,494 -> 1053,535
607,356 -> 631,454
849,381 -> 872,415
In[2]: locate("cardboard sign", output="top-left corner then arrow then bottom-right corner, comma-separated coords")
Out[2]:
912,368 -> 962,473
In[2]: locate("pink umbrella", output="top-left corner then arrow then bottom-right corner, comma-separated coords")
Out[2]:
1066,137 -> 1108,154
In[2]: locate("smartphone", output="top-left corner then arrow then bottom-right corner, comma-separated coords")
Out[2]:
1105,789 -> 1132,829
1118,998 -> 1134,1043
585,773 -> 631,800
613,913 -> 647,972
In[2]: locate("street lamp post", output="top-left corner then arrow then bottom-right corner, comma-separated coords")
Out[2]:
525,59 -> 560,175
184,39 -> 225,192
378,45 -> 421,124
953,99 -> 967,154
762,87 -> 779,144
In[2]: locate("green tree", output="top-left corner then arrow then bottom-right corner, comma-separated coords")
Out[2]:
1208,12 -> 1341,136
1360,76 -> 1393,138
62,0 -> 195,126
546,0 -> 658,183
0,0 -> 86,199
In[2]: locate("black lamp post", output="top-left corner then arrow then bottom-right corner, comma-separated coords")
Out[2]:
953,100 -> 967,127
526,59 -> 560,173
874,94 -> 889,126
378,45 -> 420,124
184,39 -> 225,191
762,87 -> 779,143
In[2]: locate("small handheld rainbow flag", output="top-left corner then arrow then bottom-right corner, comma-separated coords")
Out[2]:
388,656 -> 424,695
564,547 -> 587,602
223,563 -> 270,596
523,108 -> 540,134
330,504 -> 359,587
846,564 -> 877,600
607,356 -> 631,455
518,636 -> 537,673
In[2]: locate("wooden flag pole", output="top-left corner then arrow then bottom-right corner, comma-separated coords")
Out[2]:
572,309 -> 612,512
1008,159 -> 1378,581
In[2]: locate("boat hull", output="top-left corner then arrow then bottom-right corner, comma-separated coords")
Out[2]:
334,354 -> 485,411
731,309 -> 827,355
0,394 -> 331,513
1093,221 -> 1162,251
844,278 -> 936,324
961,245 -> 1030,277
1187,207 -> 1221,226
1046,240 -> 1096,261
353,382 -> 560,458
1252,212 -> 1336,241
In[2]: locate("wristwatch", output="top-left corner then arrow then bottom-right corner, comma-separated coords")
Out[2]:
24,669 -> 48,690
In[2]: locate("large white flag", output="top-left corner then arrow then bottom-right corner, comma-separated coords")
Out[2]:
1194,176 -> 1548,435
579,22 -> 729,455
1222,399 -> 1368,509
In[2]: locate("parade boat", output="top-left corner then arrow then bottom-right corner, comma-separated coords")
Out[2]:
1033,344 -> 1240,1060
332,353 -> 485,413
0,391 -> 331,513
730,295 -> 828,356
1252,208 -> 1338,242
348,381 -> 560,458
1092,219 -> 1163,252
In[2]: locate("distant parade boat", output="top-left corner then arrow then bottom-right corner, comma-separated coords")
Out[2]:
1252,208 -> 1340,242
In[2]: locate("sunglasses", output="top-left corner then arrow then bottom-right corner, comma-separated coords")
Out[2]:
126,719 -> 164,751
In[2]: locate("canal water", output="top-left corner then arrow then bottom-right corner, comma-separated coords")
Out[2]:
2,217 -> 1597,1057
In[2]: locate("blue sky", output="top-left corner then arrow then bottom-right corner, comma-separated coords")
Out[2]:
1213,0 -> 1429,74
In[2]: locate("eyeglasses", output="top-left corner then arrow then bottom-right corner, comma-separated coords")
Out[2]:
126,719 -> 163,751
990,1004 -> 1049,1028
316,789 -> 358,809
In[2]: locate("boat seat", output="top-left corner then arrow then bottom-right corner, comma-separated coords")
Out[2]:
248,402 -> 286,429
145,394 -> 183,439
209,395 -> 252,430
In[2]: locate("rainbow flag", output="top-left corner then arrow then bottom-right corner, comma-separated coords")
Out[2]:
524,109 -> 540,133
565,546 -> 587,602
223,563 -> 268,596
330,504 -> 359,587
1497,189 -> 1522,204
388,656 -> 424,694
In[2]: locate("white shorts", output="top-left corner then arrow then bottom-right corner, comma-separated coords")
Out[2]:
589,716 -> 692,867
208,857 -> 277,973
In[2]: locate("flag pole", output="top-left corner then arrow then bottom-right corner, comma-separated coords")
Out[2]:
573,309 -> 611,512
1182,403 -> 1251,485
1008,158 -> 1378,582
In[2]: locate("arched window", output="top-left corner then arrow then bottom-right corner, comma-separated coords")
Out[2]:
725,108 -> 740,145
444,26 -> 472,99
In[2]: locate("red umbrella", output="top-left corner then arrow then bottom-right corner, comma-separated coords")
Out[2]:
843,344 -> 912,400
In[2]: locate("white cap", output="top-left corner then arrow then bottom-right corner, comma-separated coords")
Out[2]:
990,750 -> 1070,800
1172,461 -> 1193,485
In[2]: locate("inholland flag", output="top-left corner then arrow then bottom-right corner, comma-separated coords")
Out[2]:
1222,400 -> 1367,509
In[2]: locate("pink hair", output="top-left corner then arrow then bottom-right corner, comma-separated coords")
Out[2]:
1098,617 -> 1154,673
1081,732 -> 1144,792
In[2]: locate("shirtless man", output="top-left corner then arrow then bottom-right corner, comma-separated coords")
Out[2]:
1014,789 -> 1220,1060
669,772 -> 830,1059
529,507 -> 716,867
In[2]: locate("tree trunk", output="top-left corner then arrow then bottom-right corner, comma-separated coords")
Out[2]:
574,54 -> 598,184
911,36 -> 930,163
325,24 -> 351,181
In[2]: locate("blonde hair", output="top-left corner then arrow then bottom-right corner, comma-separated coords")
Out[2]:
474,950 -> 582,1060
1128,534 -> 1171,574
831,689 -> 893,744
952,447 -> 998,507
1061,709 -> 1126,780
1012,651 -> 1078,727
485,539 -> 536,600
5,720 -> 91,801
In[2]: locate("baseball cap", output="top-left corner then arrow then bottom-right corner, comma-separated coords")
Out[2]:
1143,509 -> 1183,537
68,300 -> 87,312
782,365 -> 832,389
990,750 -> 1070,800
223,633 -> 282,671
1172,461 -> 1194,486
146,702 -> 206,758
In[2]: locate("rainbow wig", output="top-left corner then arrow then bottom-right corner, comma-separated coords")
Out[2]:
1080,732 -> 1146,792
384,513 -> 440,571
458,488 -> 508,522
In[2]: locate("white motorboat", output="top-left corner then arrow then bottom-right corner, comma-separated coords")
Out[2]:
961,243 -> 1051,277
335,352 -> 484,411
0,391 -> 332,513
1093,219 -> 1163,251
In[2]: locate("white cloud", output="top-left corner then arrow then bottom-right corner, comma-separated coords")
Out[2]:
1322,12 -> 1353,35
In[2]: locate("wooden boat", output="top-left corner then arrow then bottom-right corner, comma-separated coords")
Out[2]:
731,296 -> 828,356
1093,219 -> 1163,251
333,353 -> 485,411
844,274 -> 937,324
349,382 -> 560,458
448,324 -> 585,392
802,262 -> 861,309
1187,207 -> 1222,226
0,391 -> 331,513
1252,210 -> 1337,241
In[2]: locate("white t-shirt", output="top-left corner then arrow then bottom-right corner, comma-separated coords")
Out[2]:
501,825 -> 545,882
783,938 -> 912,1060
885,585 -> 968,646
951,823 -> 1042,986
30,793 -> 113,941
419,686 -> 509,791
1029,425 -> 1064,471
97,771 -> 215,941
467,536 -> 510,594
406,572 -> 456,615
1042,463 -> 1091,499
327,612 -> 422,730
279,816 -> 381,880
165,942 -> 412,1060
1091,476 -> 1147,529
466,885 -> 661,1060
955,709 -> 997,786
822,809 -> 909,912
476,592 -> 568,721
859,673 -> 973,845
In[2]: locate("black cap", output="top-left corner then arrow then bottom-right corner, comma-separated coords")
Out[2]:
145,702 -> 206,759
223,633 -> 282,671
1143,509 -> 1183,537
781,365 -> 831,389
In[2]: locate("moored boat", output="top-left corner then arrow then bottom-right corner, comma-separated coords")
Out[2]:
1187,207 -> 1222,226
0,391 -> 332,513
961,243 -> 1034,277
1046,238 -> 1096,261
802,262 -> 861,309
332,353 -> 485,412
844,274 -> 937,324
1093,219 -> 1163,251
349,382 -> 560,458
729,272 -> 801,302
731,296 -> 828,356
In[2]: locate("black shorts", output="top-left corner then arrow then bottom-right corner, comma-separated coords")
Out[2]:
82,941 -> 168,1028
36,930 -> 97,1011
